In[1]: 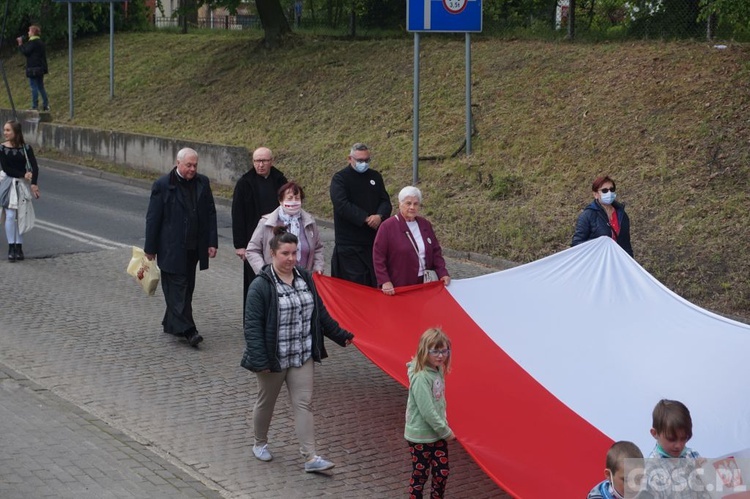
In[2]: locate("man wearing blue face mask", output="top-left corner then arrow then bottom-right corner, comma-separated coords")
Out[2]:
330,143 -> 392,286
572,175 -> 634,257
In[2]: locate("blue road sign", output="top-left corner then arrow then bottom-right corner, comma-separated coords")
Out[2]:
407,0 -> 482,32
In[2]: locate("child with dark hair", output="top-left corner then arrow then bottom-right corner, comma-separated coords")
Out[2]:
649,399 -> 699,459
644,399 -> 710,499
587,441 -> 644,499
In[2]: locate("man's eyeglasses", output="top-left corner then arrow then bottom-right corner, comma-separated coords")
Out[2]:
599,187 -> 616,194
353,157 -> 371,163
254,158 -> 272,164
428,349 -> 451,357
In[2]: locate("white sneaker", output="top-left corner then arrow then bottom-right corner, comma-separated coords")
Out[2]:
304,455 -> 335,473
252,444 -> 273,462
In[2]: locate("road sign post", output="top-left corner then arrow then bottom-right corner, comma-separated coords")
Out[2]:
53,0 -> 125,118
407,0 -> 482,184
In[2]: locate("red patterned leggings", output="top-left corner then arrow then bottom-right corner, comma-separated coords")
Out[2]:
408,439 -> 450,499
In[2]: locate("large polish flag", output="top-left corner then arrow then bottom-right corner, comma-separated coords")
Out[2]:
314,236 -> 750,498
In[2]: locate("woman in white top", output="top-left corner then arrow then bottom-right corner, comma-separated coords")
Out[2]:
373,186 -> 450,295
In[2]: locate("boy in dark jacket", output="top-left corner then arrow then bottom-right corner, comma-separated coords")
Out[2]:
17,24 -> 49,112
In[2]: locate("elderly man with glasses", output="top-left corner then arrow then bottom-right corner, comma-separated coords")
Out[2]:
232,147 -> 288,310
330,142 -> 392,287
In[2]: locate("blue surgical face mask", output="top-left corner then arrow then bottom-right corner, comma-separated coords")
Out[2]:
353,161 -> 370,173
600,191 -> 616,205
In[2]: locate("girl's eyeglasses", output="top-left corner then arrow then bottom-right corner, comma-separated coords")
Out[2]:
428,349 -> 451,357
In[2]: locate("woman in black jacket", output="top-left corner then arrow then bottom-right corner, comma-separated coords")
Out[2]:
242,226 -> 354,473
572,175 -> 633,257
17,24 -> 49,111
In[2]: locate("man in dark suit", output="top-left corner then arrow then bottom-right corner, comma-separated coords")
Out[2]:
145,148 -> 218,347
231,146 -> 287,310
330,142 -> 392,287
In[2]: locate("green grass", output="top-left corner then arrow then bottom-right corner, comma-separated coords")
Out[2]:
2,31 -> 749,320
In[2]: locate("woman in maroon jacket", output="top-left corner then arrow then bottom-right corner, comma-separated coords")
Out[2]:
373,186 -> 450,295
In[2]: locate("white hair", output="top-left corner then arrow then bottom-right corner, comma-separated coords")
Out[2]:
398,186 -> 422,203
253,146 -> 273,159
176,147 -> 198,162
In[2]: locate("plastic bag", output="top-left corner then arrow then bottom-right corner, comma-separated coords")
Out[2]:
423,269 -> 439,283
126,246 -> 160,296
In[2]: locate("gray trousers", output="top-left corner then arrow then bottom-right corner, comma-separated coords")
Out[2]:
253,358 -> 316,460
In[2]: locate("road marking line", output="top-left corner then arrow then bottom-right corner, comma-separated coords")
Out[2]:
35,220 -> 130,250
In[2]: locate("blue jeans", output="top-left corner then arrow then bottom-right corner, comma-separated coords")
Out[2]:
28,76 -> 49,110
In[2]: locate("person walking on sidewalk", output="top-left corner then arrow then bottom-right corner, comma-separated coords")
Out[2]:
245,181 -> 324,275
0,120 -> 40,262
329,142 -> 391,287
231,146 -> 287,312
17,24 -> 49,112
241,226 -> 354,473
144,148 -> 218,348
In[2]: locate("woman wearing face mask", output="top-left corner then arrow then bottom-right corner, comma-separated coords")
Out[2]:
246,181 -> 324,274
572,175 -> 633,257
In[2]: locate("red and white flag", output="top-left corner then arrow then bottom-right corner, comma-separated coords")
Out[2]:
314,236 -> 750,498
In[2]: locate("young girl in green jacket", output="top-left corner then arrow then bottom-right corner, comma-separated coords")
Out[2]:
404,328 -> 454,499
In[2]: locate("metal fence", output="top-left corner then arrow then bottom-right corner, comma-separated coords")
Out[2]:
153,16 -> 262,30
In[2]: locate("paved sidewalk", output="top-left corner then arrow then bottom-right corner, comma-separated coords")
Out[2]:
0,364 -> 223,499
0,164 -> 512,498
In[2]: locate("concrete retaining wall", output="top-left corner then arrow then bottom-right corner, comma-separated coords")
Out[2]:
1,109 -> 250,185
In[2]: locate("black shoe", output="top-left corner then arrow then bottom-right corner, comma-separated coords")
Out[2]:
43,106 -> 50,112
14,244 -> 24,261
8,244 -> 16,262
185,330 -> 204,347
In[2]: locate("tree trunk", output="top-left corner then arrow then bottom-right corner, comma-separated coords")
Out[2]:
257,0 -> 292,47
567,0 -> 576,39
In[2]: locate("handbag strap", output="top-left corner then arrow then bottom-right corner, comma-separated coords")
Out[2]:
21,145 -> 32,173
398,214 -> 426,273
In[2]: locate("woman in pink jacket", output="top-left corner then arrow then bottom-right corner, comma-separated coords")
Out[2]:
373,186 -> 450,295
245,181 -> 324,274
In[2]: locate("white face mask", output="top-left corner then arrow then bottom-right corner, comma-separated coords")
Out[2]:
607,471 -> 626,499
600,191 -> 616,205
282,201 -> 302,216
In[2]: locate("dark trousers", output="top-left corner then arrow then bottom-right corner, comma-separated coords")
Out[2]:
160,250 -> 199,336
408,440 -> 450,499
330,244 -> 376,287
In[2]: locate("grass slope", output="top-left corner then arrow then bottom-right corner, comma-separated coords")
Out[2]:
3,31 -> 749,320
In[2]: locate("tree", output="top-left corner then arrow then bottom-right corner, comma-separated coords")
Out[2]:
254,0 -> 292,46
1,0 -> 148,47
699,0 -> 750,35
193,0 -> 291,47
